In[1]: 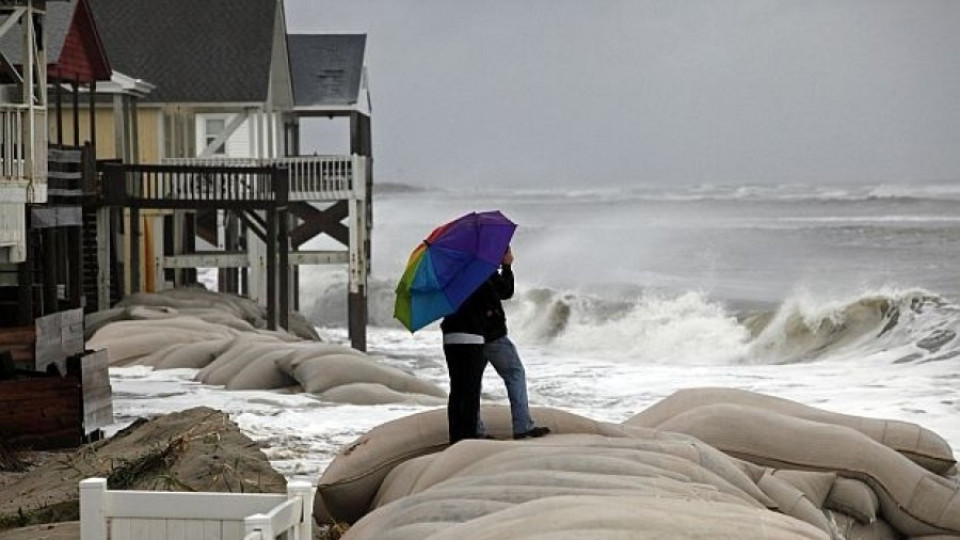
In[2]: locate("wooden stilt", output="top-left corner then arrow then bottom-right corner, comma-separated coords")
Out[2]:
265,208 -> 277,330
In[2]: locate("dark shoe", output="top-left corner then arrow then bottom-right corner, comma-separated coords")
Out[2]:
514,426 -> 551,440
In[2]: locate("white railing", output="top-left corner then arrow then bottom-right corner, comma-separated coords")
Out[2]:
1,104 -> 48,204
79,478 -> 314,540
0,105 -> 26,179
162,155 -> 363,201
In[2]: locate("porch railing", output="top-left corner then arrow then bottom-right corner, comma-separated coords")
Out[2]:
163,155 -> 361,201
0,104 -> 47,190
102,164 -> 288,209
0,105 -> 26,179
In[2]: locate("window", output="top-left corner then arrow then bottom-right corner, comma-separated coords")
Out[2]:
205,118 -> 226,155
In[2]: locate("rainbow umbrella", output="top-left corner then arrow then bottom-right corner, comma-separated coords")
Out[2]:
394,210 -> 517,332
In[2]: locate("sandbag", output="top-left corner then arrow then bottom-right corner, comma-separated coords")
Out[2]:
656,402 -> 960,536
88,323 -> 220,364
155,339 -> 233,369
772,469 -> 837,508
757,470 -> 832,533
828,511 -> 898,540
135,343 -> 182,367
320,383 -> 446,406
394,437 -> 772,510
626,387 -> 956,474
315,406 -> 630,524
83,307 -> 127,339
277,352 -> 445,398
825,477 -> 880,524
225,350 -> 299,390
195,336 -> 285,385
344,494 -> 830,540
371,454 -> 439,509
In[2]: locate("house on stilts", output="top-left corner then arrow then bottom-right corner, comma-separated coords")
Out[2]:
0,0 -> 113,449
1,0 -> 374,449
83,0 -> 373,350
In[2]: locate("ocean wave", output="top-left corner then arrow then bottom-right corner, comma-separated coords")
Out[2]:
298,268 -> 960,367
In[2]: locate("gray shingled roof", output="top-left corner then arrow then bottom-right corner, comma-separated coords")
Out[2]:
288,34 -> 365,109
87,0 -> 277,103
0,2 -> 75,66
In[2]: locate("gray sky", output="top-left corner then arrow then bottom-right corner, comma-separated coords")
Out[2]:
285,1 -> 960,188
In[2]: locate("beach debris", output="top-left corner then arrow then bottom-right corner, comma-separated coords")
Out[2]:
0,407 -> 284,533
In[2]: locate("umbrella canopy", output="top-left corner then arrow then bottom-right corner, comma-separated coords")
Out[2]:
394,211 -> 517,332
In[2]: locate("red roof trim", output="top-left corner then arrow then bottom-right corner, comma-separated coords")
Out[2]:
50,0 -> 111,83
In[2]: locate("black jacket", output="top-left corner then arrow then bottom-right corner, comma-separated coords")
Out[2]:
440,265 -> 514,341
440,284 -> 487,336
479,264 -> 514,342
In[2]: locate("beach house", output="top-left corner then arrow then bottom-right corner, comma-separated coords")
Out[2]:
68,0 -> 373,349
1,0 -> 113,449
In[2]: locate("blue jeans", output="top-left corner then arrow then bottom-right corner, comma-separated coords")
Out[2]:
477,336 -> 536,436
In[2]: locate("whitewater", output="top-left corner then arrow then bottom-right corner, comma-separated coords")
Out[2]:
108,182 -> 960,482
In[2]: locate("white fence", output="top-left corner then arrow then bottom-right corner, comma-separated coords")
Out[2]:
79,478 -> 314,540
162,155 -> 364,202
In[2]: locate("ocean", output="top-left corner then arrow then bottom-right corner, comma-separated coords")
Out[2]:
110,182 -> 960,482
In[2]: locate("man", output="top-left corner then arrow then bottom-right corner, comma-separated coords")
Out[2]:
478,246 -> 551,440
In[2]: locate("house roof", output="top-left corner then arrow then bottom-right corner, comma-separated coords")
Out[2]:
87,0 -> 278,103
288,34 -> 366,110
0,0 -> 111,83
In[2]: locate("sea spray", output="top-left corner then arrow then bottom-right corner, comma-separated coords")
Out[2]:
509,289 -> 751,365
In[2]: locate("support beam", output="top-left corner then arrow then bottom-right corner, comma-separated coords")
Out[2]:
347,157 -> 369,351
96,207 -> 111,310
72,77 -> 80,146
265,208 -> 277,330
289,201 -> 348,247
277,167 -> 289,330
279,207 -> 289,330
0,8 -> 26,40
129,207 -> 140,294
89,80 -> 97,154
54,76 -> 62,144
43,229 -> 57,314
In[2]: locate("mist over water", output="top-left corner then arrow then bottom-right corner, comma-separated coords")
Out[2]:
300,181 -> 960,367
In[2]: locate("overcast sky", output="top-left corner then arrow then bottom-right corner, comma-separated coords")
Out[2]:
285,1 -> 960,189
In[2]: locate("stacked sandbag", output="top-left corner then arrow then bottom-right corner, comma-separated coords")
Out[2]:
315,406 -> 636,524
88,286 -> 320,341
338,434 -> 829,540
319,390 -> 958,539
276,347 -> 446,400
86,288 -> 447,405
625,387 -> 956,474
652,402 -> 960,537
87,315 -> 238,365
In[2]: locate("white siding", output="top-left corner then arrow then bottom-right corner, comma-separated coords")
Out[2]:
195,113 -> 253,158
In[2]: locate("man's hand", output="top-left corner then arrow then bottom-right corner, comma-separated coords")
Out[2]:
502,246 -> 514,265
